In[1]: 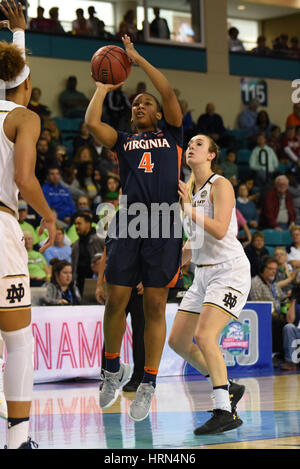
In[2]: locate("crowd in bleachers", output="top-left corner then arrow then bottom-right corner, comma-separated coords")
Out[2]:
229,27 -> 300,59
19,73 -> 300,370
5,3 -> 300,60
23,5 -> 173,42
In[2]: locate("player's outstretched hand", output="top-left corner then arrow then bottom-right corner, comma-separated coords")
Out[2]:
91,74 -> 124,92
122,34 -> 140,64
95,81 -> 124,91
95,283 -> 106,304
38,217 -> 56,253
136,282 -> 144,296
0,1 -> 26,32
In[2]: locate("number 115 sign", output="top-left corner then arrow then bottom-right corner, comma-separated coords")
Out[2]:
241,78 -> 268,106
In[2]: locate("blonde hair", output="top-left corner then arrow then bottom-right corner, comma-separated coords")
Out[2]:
0,42 -> 26,82
185,135 -> 220,202
274,246 -> 286,255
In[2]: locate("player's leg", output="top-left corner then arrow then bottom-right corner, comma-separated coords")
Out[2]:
168,310 -> 245,411
0,331 -> 7,420
123,290 -> 145,392
128,286 -> 169,421
168,311 -> 208,374
193,304 -> 242,434
100,283 -> 132,408
0,306 -> 34,449
103,283 -> 132,359
143,286 -> 169,374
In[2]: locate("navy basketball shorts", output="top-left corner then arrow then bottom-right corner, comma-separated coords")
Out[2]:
104,211 -> 182,288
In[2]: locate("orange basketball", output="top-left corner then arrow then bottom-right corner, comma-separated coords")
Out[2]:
91,45 -> 131,84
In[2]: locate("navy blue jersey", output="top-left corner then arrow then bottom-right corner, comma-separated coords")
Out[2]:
111,122 -> 183,207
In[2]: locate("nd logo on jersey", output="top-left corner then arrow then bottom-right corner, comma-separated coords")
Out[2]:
6,283 -> 25,304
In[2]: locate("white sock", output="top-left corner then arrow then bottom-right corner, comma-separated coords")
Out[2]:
8,420 -> 29,449
213,387 -> 231,413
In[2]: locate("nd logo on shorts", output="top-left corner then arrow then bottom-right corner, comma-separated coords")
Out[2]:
6,283 -> 25,304
222,292 -> 238,310
0,275 -> 30,309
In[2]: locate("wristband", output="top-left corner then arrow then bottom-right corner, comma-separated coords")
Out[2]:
13,30 -> 26,58
5,30 -> 30,89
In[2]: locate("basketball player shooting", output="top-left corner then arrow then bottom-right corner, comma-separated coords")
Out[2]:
85,34 -> 183,422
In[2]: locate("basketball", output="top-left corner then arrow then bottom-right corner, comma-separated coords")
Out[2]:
91,45 -> 132,85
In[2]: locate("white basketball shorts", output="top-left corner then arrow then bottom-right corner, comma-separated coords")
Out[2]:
179,255 -> 251,320
0,212 -> 31,311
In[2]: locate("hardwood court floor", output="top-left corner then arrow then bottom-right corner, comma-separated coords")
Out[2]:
0,371 -> 299,450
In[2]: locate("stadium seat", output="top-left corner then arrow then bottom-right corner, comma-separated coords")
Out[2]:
53,117 -> 82,156
237,149 -> 251,164
224,129 -> 249,149
265,246 -> 274,255
262,229 -> 283,246
219,147 -> 227,162
281,230 -> 292,246
53,117 -> 82,132
277,162 -> 293,174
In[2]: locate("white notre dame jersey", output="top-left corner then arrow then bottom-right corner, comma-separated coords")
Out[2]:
0,100 -> 25,214
190,173 -> 245,265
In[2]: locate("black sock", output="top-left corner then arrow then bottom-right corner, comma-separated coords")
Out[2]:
8,417 -> 29,428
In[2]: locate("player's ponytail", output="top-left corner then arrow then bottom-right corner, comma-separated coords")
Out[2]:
186,172 -> 195,203
207,136 -> 220,170
0,42 -> 26,82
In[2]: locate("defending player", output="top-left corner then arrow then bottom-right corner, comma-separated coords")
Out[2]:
0,0 -> 56,448
168,134 -> 251,434
85,34 -> 183,421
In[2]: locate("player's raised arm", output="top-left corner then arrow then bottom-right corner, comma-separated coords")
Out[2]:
12,108 -> 56,251
85,81 -> 122,148
178,177 -> 235,240
122,35 -> 182,128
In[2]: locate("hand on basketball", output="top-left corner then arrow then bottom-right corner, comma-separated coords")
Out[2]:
122,34 -> 140,64
0,1 -> 26,32
93,77 -> 124,92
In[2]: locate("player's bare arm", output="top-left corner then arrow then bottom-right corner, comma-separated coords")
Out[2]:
7,108 -> 56,251
85,81 -> 122,148
178,178 -> 234,240
122,35 -> 182,128
182,240 -> 192,266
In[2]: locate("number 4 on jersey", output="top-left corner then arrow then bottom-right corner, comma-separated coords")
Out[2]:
138,152 -> 154,173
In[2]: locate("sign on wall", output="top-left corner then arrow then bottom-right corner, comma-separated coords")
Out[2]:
241,78 -> 268,106
1,303 -> 273,383
184,302 -> 273,376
